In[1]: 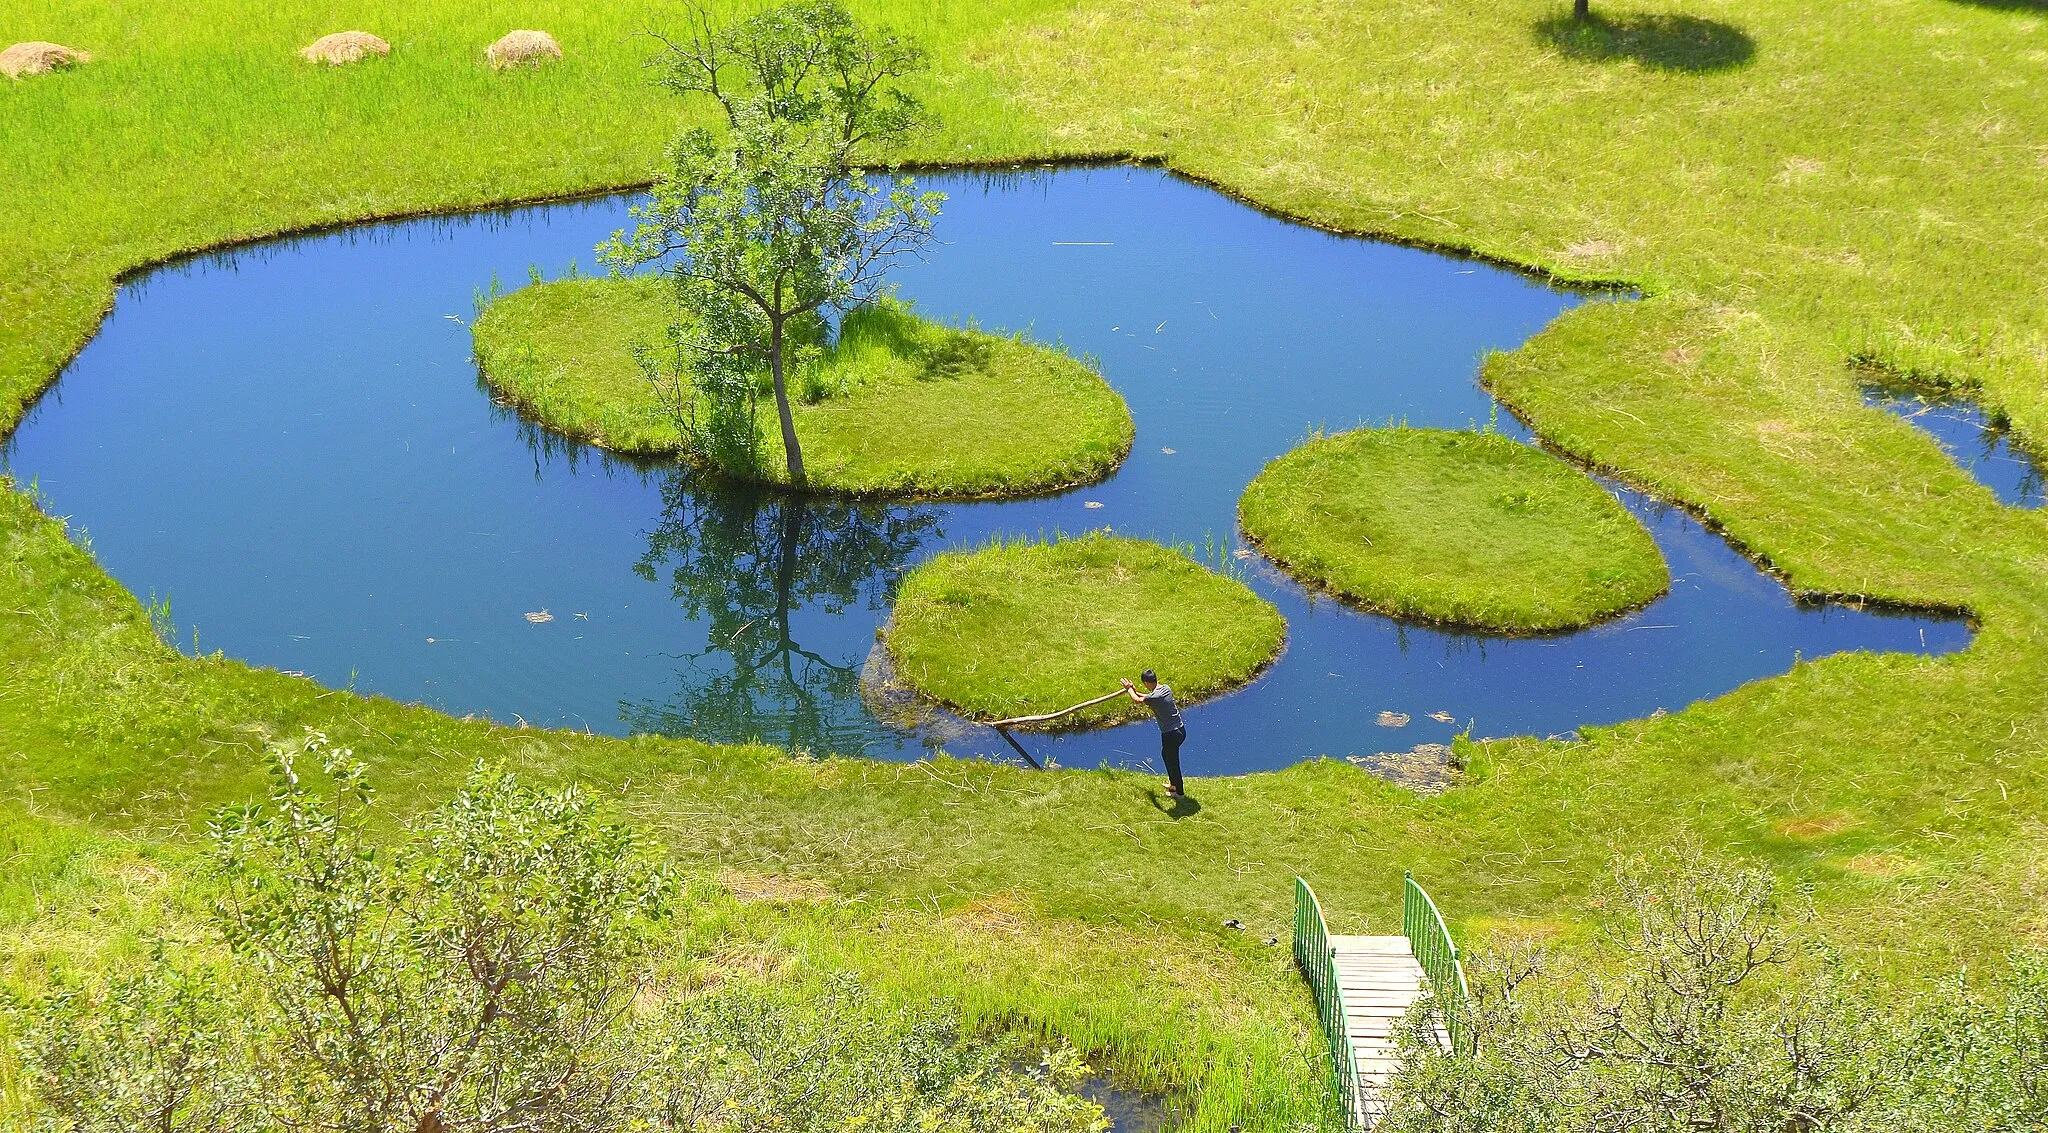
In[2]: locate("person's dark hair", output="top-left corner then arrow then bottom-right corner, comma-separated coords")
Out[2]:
1141,669 -> 1157,685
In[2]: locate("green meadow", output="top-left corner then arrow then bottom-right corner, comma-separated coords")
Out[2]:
5,0 -> 2048,1127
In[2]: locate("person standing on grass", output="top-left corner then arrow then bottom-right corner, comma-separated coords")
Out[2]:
1122,669 -> 1187,798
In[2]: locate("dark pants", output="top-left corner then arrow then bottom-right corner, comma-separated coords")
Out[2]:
1161,726 -> 1187,796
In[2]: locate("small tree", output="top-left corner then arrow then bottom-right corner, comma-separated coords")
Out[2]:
1382,855 -> 1884,1133
11,948 -> 245,1133
209,732 -> 671,1133
1879,951 -> 2048,1130
604,0 -> 942,486
645,974 -> 1107,1133
12,735 -> 1109,1133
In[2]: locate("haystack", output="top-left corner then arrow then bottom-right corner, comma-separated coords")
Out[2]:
299,31 -> 389,66
486,30 -> 560,70
1,41 -> 91,79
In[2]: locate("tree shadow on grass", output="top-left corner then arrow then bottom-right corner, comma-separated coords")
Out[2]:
1534,12 -> 1756,73
1947,0 -> 2047,9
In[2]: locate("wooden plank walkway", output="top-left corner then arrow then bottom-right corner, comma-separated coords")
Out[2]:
1329,933 -> 1428,1128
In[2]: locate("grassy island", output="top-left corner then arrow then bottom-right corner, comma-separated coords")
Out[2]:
883,532 -> 1285,729
472,277 -> 1132,498
1239,428 -> 1668,632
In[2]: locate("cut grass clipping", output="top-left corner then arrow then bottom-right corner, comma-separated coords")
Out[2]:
472,277 -> 1133,498
1239,427 -> 1668,632
884,532 -> 1286,730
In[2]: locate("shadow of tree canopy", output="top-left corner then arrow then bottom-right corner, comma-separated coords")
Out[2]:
1943,0 -> 2046,9
1534,12 -> 1756,73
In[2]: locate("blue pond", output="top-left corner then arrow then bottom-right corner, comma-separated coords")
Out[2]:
1866,388 -> 2046,510
2,166 -> 1971,776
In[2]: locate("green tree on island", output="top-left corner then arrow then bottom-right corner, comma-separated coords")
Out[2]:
603,0 -> 943,487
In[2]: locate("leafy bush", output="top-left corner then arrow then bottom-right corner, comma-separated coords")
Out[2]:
10,733 -> 1105,1133
1382,854 -> 2048,1133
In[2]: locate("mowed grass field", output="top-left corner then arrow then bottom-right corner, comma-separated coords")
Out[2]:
4,0 -> 2048,1127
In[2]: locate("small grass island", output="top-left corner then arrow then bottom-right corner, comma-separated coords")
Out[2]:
472,277 -> 1133,498
883,532 -> 1286,730
1239,427 -> 1668,633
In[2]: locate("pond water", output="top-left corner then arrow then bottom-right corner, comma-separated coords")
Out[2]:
1866,388 -> 2046,509
2,166 -> 1971,776
1076,1075 -> 1172,1133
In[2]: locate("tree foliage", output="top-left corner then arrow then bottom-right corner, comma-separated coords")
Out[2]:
648,975 -> 1106,1133
208,732 -> 668,1132
10,733 -> 1104,1133
602,0 -> 942,486
1381,854 -> 2048,1133
1883,951 -> 2048,1131
10,947 -> 245,1133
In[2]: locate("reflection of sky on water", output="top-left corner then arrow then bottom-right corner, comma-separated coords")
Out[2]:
1865,388 -> 2046,509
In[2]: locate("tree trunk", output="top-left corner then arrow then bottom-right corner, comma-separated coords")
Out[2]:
768,318 -> 806,486
773,498 -> 811,751
1573,0 -> 1589,18
773,497 -> 802,644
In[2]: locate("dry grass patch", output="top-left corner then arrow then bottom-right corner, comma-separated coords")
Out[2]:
1,41 -> 89,79
720,870 -> 836,905
947,893 -> 1034,937
487,30 -> 561,70
1841,852 -> 1919,879
693,947 -> 793,989
1776,812 -> 1862,839
299,32 -> 389,66
1462,916 -> 1580,949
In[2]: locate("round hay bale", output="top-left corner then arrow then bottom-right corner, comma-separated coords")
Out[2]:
1,41 -> 92,80
486,29 -> 560,70
299,31 -> 389,66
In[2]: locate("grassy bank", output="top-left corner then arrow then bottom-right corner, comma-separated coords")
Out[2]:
5,0 -> 2048,1127
987,0 -> 2048,443
883,532 -> 1287,729
1240,427 -> 1668,632
472,278 -> 1133,497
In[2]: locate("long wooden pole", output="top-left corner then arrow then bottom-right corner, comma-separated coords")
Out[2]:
987,688 -> 1126,728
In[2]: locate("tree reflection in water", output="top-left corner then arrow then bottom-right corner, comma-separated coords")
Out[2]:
622,471 -> 942,753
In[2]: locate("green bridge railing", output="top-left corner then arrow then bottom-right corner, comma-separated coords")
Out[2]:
1293,877 -> 1361,1125
1402,871 -> 1473,1056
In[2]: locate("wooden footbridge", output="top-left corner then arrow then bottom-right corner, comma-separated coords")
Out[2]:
1293,873 -> 1470,1129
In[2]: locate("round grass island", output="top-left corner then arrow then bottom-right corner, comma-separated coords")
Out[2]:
883,532 -> 1287,729
472,277 -> 1132,498
1239,427 -> 1668,632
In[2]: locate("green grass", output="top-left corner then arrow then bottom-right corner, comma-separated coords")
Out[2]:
472,278 -> 1133,497
6,0 -> 2048,1127
1239,427 -> 1668,632
883,532 -> 1287,729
